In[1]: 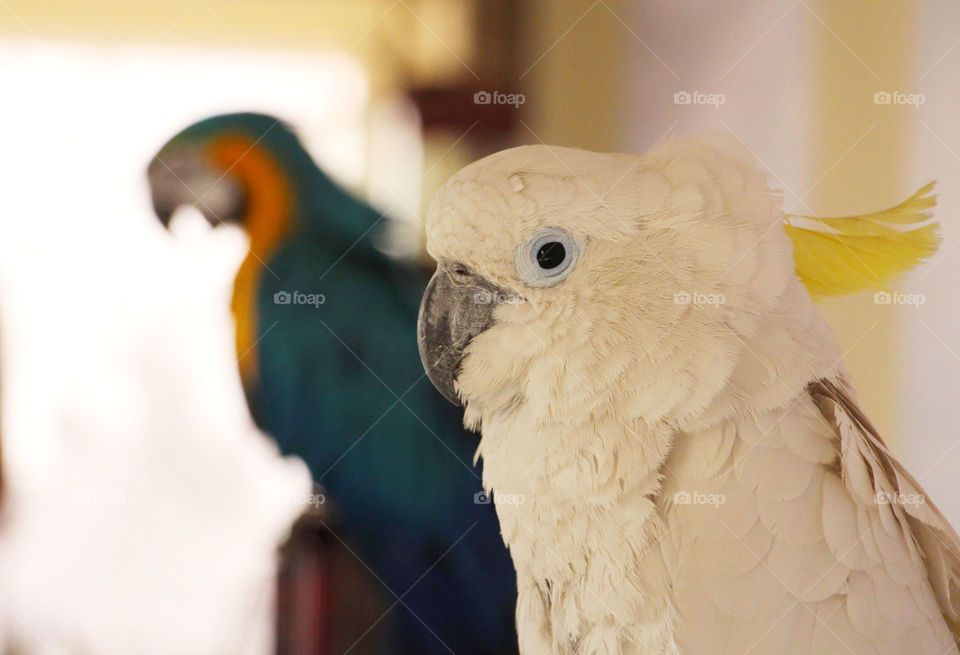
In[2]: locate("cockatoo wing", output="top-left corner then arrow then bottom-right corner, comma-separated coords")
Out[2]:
810,377 -> 960,644
660,377 -> 959,654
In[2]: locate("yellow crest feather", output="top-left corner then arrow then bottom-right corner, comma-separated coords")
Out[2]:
783,182 -> 940,298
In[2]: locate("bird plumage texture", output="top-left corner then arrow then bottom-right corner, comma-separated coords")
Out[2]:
419,133 -> 960,654
148,113 -> 517,655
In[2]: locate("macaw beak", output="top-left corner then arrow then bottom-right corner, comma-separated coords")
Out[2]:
146,149 -> 247,229
151,195 -> 175,228
417,260 -> 509,406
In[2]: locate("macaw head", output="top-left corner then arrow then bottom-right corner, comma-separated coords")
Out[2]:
148,113 -> 328,392
147,112 -> 314,230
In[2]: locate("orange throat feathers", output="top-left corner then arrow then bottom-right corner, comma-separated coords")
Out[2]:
208,136 -> 294,388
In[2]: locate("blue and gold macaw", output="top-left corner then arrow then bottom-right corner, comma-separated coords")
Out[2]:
147,113 -> 517,655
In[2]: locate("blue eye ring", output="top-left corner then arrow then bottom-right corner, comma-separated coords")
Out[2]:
515,227 -> 581,288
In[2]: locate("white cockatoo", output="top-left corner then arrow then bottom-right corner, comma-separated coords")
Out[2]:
416,134 -> 959,655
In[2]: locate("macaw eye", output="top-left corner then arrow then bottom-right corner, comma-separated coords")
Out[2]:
515,227 -> 581,287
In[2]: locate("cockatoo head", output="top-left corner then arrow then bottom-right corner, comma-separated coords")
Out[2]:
418,135 -> 799,428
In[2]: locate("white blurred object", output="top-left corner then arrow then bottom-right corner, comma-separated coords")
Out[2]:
0,223 -> 312,655
367,95 -> 426,258
0,38 -> 423,654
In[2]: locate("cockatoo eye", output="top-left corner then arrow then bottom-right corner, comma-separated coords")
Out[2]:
536,241 -> 566,269
515,227 -> 581,287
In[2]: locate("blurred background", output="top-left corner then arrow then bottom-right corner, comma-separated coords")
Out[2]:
0,0 -> 958,653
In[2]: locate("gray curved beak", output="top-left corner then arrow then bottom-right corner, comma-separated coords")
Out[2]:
146,151 -> 247,229
417,261 -> 512,405
151,196 -> 175,228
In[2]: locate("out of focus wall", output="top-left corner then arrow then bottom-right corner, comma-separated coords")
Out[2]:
0,0 -> 473,95
516,1 -> 634,151
808,0 -> 916,451
903,0 -> 960,512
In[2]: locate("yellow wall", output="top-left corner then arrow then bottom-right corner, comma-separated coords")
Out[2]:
0,0 -> 473,95
517,0 -> 633,151
810,0 -> 917,439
